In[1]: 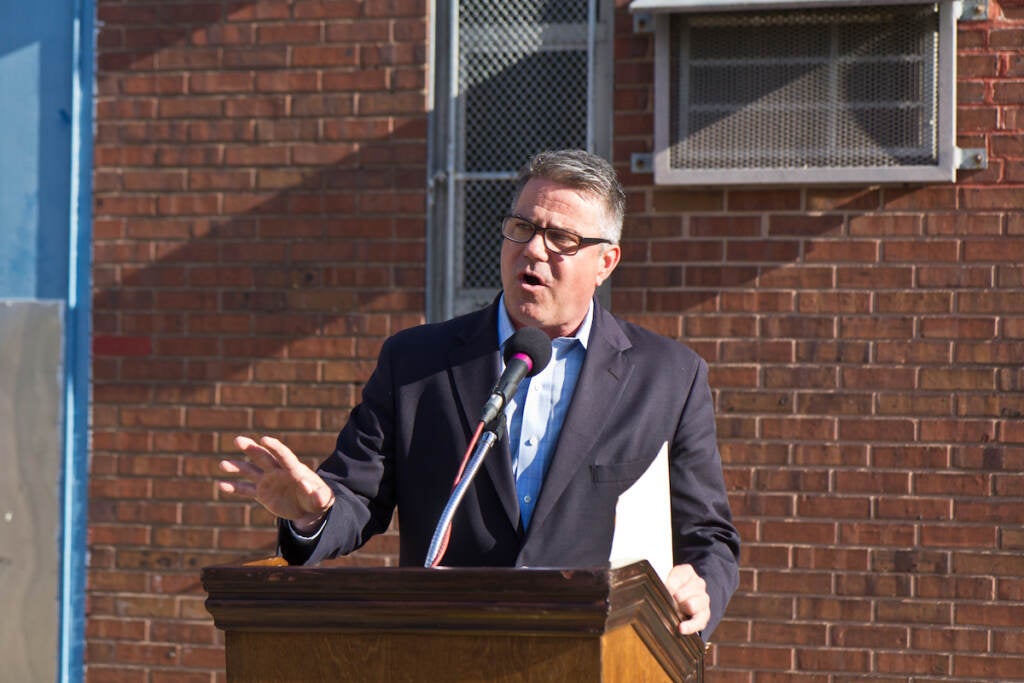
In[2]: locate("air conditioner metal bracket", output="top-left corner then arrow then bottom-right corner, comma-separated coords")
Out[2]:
956,147 -> 988,170
958,0 -> 988,21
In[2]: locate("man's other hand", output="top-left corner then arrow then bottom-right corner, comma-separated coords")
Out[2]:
666,563 -> 711,636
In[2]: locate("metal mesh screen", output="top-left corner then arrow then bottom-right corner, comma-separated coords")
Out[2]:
455,0 -> 591,297
460,179 -> 515,289
670,5 -> 940,170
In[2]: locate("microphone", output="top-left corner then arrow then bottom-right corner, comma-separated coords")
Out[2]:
479,326 -> 552,426
423,327 -> 551,568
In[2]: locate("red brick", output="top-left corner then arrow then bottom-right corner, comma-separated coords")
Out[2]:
921,524 -> 998,549
797,392 -> 871,415
920,419 -> 997,443
835,265 -> 913,289
651,190 -> 723,212
876,497 -> 952,521
804,240 -> 877,262
761,521 -> 835,545
953,653 -> 1024,679
721,340 -> 793,363
920,368 -> 996,390
831,624 -> 908,649
882,240 -> 959,262
794,341 -> 870,364
763,315 -> 836,338
795,496 -> 871,521
805,187 -> 881,212
877,393 -> 952,416
753,621 -> 828,647
795,648 -> 871,673
925,212 -> 1002,236
954,499 -> 1024,525
876,651 -> 950,675
757,266 -> 835,290
838,522 -> 916,547
921,317 -> 996,339
795,596 -> 872,621
875,340 -> 950,364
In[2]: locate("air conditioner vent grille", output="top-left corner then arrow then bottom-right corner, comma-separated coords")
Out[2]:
669,5 -> 940,172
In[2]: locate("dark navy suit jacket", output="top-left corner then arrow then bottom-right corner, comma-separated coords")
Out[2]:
279,297 -> 740,637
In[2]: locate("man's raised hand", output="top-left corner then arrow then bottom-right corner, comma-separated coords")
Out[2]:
218,435 -> 334,533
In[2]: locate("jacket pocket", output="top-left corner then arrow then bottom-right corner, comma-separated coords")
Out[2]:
590,457 -> 654,483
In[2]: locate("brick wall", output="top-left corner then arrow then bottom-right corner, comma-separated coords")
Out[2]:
90,1 -> 427,680
89,0 -> 1023,681
614,1 -> 1024,681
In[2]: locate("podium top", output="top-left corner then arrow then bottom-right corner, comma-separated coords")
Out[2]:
203,559 -> 705,682
203,559 -> 699,645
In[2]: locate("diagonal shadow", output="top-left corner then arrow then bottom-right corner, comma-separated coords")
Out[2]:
88,0 -> 881,574
88,4 -> 434,611
86,10 -> 901,674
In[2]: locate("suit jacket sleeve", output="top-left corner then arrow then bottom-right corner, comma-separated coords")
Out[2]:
670,354 -> 740,639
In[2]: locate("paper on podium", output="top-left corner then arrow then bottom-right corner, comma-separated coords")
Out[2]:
608,441 -> 672,585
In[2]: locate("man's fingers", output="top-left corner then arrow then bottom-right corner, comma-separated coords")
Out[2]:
234,435 -> 279,472
219,458 -> 264,481
678,613 -> 708,636
666,563 -> 711,636
226,434 -> 333,519
218,479 -> 257,498
259,435 -> 309,475
674,589 -> 711,635
674,591 -> 710,618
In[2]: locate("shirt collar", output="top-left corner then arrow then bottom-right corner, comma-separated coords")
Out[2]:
497,293 -> 593,351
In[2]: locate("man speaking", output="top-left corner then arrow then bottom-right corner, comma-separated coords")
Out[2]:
218,149 -> 740,639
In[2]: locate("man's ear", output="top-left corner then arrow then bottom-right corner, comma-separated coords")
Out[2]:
595,245 -> 621,287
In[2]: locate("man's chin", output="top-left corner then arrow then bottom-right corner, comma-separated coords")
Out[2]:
506,302 -> 548,331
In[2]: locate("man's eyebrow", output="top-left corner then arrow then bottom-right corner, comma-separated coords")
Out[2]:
510,214 -> 583,237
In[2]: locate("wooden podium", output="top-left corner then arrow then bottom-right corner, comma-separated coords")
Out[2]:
202,558 -> 704,682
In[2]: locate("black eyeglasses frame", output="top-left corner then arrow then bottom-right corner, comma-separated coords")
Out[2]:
500,215 -> 612,256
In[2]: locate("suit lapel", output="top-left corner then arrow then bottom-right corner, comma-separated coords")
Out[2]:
447,300 -> 521,530
527,304 -> 633,534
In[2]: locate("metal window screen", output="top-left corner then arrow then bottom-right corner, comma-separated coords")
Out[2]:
452,1 -> 593,314
660,4 -> 951,183
459,180 -> 513,289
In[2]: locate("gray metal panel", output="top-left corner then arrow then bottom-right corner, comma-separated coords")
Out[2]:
0,300 -> 63,683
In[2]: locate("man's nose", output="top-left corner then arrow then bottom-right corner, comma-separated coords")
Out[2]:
522,230 -> 548,259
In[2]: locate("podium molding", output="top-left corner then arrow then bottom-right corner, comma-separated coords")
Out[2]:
203,558 -> 704,682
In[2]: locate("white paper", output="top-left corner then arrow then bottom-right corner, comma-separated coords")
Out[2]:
608,441 -> 673,585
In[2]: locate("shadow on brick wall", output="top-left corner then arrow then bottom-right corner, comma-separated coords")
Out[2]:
88,3 -> 429,610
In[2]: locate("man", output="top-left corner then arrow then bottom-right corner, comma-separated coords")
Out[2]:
219,149 -> 740,639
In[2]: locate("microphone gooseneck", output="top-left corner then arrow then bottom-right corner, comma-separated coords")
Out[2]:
424,327 -> 552,568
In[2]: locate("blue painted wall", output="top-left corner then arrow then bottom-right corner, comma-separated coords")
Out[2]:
0,1 -> 92,680
0,2 -> 73,298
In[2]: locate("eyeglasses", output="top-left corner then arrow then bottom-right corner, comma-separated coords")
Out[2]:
501,215 -> 612,256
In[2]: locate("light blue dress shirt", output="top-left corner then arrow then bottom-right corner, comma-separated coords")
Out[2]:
497,295 -> 592,530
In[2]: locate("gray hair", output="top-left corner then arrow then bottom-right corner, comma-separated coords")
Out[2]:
512,149 -> 625,244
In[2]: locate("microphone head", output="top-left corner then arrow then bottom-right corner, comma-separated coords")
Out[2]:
503,327 -> 552,377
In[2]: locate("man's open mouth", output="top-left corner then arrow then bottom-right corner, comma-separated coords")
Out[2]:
521,273 -> 543,286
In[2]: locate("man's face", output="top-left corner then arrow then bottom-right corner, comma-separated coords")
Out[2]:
500,178 -> 621,338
